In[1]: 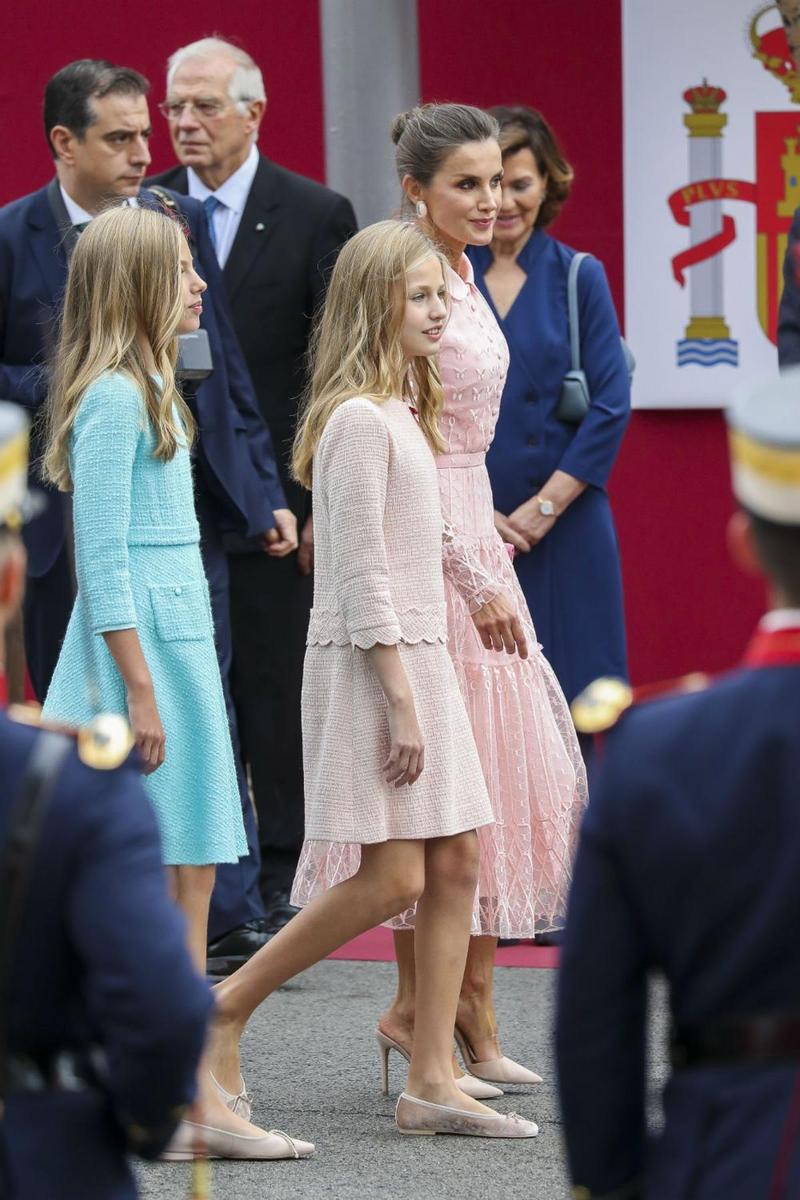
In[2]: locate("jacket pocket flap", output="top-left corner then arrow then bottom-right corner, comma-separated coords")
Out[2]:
149,581 -> 210,641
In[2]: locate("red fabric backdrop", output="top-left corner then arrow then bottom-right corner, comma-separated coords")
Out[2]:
0,0 -> 325,195
2,0 -> 764,684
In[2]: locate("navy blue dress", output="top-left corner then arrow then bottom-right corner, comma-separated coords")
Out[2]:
469,232 -> 630,703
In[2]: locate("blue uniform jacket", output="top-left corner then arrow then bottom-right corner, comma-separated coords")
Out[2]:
468,232 -> 630,702
556,663 -> 800,1199
0,182 -> 286,579
0,710 -> 212,1200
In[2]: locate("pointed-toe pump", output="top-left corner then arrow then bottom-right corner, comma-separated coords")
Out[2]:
454,1027 -> 543,1086
376,1030 -> 503,1100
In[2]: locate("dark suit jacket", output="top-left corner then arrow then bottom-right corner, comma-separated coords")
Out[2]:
777,207 -> 800,366
0,180 -> 286,578
149,156 -> 357,519
0,711 -> 212,1199
556,661 -> 800,1200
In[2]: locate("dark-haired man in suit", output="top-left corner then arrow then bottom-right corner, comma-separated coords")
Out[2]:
0,58 -> 294,970
150,37 -> 357,933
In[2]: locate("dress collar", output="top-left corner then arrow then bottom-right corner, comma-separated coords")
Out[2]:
446,254 -> 473,301
467,228 -> 549,282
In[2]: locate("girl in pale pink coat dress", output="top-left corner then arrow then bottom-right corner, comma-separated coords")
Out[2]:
208,220 -> 538,1147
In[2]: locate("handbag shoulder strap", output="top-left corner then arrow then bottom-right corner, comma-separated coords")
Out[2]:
568,251 -> 591,371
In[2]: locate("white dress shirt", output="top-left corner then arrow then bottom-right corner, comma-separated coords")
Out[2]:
59,185 -> 94,227
59,186 -> 138,227
187,143 -> 259,268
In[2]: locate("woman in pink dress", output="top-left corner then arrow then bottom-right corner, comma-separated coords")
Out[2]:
376,104 -> 588,1084
293,105 -> 587,1088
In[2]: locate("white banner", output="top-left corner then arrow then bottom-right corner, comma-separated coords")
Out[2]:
624,1 -> 800,407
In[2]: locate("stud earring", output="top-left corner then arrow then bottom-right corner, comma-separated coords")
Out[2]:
415,200 -> 428,219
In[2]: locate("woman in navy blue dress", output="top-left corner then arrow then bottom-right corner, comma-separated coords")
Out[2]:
468,106 -> 630,714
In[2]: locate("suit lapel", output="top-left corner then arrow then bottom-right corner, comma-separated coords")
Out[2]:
27,182 -> 70,297
223,157 -> 281,300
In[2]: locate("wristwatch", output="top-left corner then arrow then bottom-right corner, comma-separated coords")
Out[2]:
537,497 -> 556,517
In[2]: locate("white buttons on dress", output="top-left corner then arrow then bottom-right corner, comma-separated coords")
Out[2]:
174,586 -> 182,595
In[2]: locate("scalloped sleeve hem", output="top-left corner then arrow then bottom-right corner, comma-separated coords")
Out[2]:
307,604 -> 447,649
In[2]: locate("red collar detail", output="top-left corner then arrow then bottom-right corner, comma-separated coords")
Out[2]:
0,672 -> 7,708
743,627 -> 800,669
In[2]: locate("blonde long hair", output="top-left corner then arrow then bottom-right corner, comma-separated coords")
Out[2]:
292,220 -> 448,489
43,206 -> 195,491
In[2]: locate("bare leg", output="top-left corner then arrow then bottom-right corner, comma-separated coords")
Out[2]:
380,930 -> 416,1042
210,840 -> 426,1092
405,831 -> 493,1114
383,931 -> 504,1064
165,864 -> 274,1135
380,929 -> 472,1082
171,864 -> 215,975
456,935 -> 503,1062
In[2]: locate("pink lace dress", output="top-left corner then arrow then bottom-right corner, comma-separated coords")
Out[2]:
292,256 -> 587,936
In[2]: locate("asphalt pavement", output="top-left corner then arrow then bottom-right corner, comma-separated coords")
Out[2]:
137,957 -> 668,1200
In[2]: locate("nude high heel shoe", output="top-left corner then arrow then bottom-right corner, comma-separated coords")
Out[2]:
376,1030 -> 503,1100
161,1119 -> 314,1161
210,1070 -> 252,1120
395,1093 -> 538,1139
454,1027 -> 543,1086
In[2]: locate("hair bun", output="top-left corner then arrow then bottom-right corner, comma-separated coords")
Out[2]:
391,109 -> 415,145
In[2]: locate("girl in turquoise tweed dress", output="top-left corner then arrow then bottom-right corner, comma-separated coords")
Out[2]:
42,207 -> 246,974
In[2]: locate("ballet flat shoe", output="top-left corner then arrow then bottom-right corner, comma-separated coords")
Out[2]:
395,1092 -> 538,1139
454,1028 -> 543,1086
210,1069 -> 252,1120
160,1119 -> 314,1161
376,1030 -> 503,1100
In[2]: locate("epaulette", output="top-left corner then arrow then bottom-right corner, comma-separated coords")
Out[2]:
571,673 -> 711,735
145,185 -> 180,213
7,705 -> 134,770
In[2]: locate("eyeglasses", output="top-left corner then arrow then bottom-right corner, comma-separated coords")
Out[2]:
158,99 -> 233,122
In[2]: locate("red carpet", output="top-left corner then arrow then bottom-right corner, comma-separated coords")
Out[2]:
328,926 -> 559,969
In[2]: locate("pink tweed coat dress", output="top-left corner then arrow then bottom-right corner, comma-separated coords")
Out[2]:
296,395 -> 493,849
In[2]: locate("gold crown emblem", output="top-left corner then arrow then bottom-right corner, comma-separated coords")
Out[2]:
750,3 -> 800,104
682,80 -> 727,114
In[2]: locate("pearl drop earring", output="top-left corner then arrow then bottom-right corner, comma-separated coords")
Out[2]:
415,200 -> 428,219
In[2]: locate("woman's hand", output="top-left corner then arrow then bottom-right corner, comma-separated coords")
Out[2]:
383,693 -> 425,788
506,497 -> 557,547
494,509 -> 531,553
127,682 -> 166,775
472,593 -> 529,659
